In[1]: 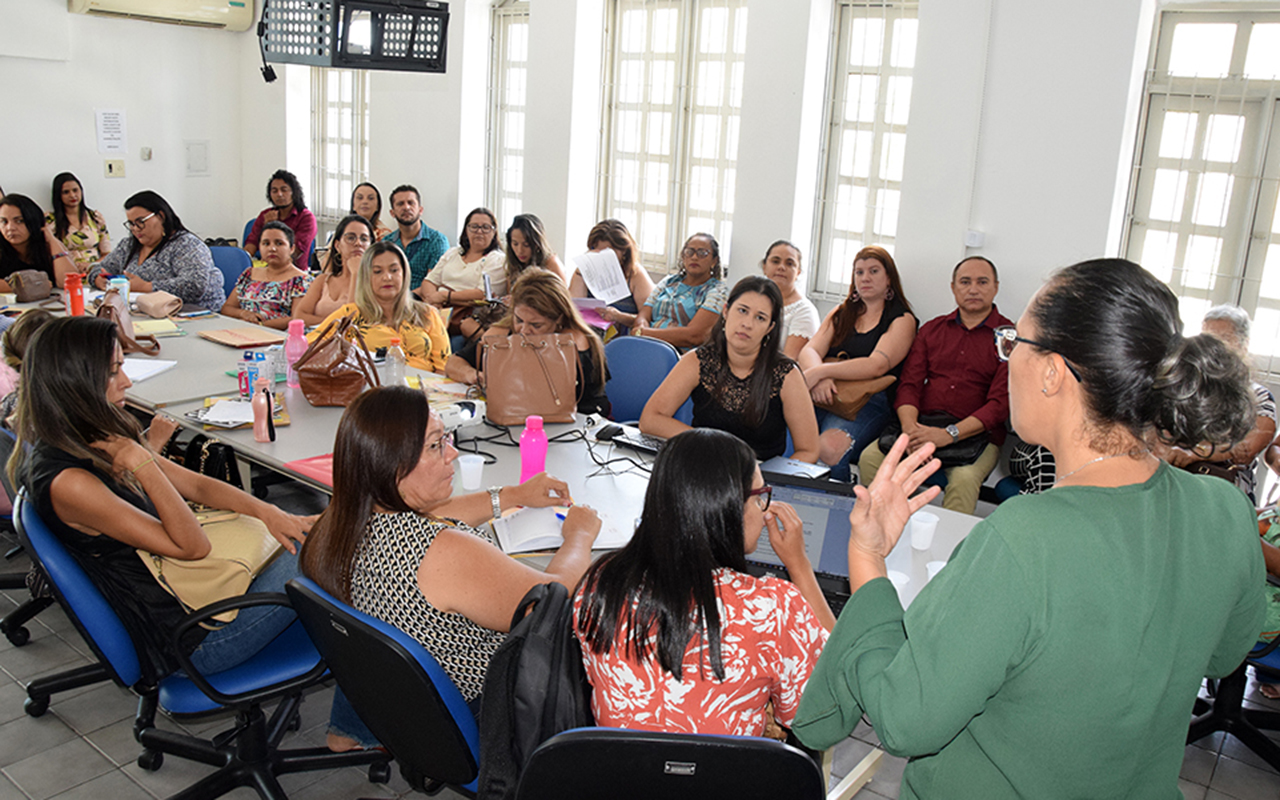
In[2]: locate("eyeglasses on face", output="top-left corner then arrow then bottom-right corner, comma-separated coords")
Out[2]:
682,247 -> 713,259
123,212 -> 157,232
424,432 -> 455,460
745,484 -> 772,511
467,224 -> 495,233
993,326 -> 1083,382
341,233 -> 373,245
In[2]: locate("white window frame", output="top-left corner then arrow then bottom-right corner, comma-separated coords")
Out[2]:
599,0 -> 749,271
311,67 -> 371,227
811,0 -> 918,301
488,1 -> 531,228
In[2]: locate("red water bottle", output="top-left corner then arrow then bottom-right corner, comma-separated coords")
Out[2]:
64,273 -> 85,316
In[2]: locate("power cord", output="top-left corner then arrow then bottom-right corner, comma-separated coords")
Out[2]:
258,0 -> 278,83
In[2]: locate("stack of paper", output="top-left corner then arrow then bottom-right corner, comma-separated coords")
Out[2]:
121,358 -> 177,382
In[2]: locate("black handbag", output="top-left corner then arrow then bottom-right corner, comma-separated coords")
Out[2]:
878,412 -> 990,468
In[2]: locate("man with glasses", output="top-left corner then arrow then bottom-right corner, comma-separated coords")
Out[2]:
857,256 -> 1012,514
384,185 -> 449,290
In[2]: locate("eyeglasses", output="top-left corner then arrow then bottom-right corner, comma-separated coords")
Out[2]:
993,326 -> 1083,382
682,247 -> 713,259
424,432 -> 455,460
341,233 -> 373,245
123,212 -> 157,232
467,224 -> 495,233
745,484 -> 772,511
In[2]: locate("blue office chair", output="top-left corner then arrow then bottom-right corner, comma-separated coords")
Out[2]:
516,727 -> 827,800
209,246 -> 252,300
1189,636 -> 1280,772
286,577 -> 482,795
603,337 -> 693,425
241,218 -> 256,251
14,495 -> 389,799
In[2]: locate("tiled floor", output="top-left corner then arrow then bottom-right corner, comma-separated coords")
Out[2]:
2,481 -> 1280,799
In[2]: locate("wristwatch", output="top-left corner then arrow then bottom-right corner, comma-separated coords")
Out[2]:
488,486 -> 503,520
945,424 -> 960,444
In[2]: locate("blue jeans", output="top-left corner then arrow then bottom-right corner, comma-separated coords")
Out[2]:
816,390 -> 894,482
330,687 -> 380,748
187,551 -> 301,675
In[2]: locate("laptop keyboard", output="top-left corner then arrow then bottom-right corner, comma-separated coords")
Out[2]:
615,428 -> 666,454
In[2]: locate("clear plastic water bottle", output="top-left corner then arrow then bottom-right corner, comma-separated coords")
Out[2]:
285,319 -> 307,389
519,415 -> 548,483
384,337 -> 406,386
238,352 -> 257,398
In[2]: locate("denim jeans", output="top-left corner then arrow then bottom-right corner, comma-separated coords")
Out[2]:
187,551 -> 301,675
816,389 -> 894,481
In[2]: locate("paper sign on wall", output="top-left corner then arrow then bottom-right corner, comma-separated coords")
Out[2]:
95,110 -> 126,155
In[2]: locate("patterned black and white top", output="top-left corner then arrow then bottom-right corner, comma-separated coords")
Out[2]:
350,512 -> 506,701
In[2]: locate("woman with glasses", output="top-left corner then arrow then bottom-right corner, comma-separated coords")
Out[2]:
48,172 -> 111,273
641,276 -> 820,463
311,241 -> 451,372
419,208 -> 507,341
301,385 -> 599,749
603,233 -> 727,352
795,259 -> 1264,799
292,214 -> 371,326
88,191 -> 224,310
575,428 -> 833,737
0,194 -> 74,290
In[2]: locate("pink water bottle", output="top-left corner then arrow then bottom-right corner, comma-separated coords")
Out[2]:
285,319 -> 307,389
519,415 -> 547,483
252,376 -> 272,443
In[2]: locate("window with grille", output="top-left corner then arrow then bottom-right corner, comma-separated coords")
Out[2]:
489,2 -> 530,228
812,1 -> 917,299
311,67 -> 371,225
1124,10 -> 1280,372
600,0 -> 748,270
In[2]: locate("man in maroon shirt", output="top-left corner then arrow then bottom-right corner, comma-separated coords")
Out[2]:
857,256 -> 1011,513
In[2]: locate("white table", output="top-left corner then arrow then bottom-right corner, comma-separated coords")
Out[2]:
885,506 -> 981,608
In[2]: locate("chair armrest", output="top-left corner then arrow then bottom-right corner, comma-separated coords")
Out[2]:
1251,634 -> 1280,662
169,591 -> 327,707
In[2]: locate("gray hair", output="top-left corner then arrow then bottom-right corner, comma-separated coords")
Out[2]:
1203,304 -> 1251,348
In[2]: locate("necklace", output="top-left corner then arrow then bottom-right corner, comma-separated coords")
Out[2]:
1054,450 -> 1151,486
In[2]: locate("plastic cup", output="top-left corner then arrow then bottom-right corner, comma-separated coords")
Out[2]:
887,570 -> 910,592
457,454 -> 485,491
910,511 -> 939,551
926,560 -> 946,581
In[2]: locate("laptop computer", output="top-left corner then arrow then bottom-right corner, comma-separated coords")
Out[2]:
743,473 -> 857,616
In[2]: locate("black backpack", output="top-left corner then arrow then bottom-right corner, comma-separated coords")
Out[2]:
476,581 -> 594,800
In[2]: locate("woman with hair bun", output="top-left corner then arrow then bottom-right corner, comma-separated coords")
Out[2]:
795,259 -> 1264,799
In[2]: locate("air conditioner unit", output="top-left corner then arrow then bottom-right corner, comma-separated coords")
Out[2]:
68,0 -> 254,31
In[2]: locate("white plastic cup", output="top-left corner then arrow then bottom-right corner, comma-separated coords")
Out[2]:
926,560 -> 946,581
457,454 -> 485,491
887,570 -> 910,592
910,511 -> 939,551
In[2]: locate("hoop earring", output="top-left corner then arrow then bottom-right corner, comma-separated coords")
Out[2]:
886,288 -> 895,301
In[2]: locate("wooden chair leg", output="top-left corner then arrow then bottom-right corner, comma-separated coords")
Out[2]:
825,747 -> 885,800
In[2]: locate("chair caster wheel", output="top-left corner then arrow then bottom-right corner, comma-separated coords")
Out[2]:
137,750 -> 164,771
287,712 -> 302,732
368,761 -> 391,784
23,695 -> 49,717
4,625 -> 29,647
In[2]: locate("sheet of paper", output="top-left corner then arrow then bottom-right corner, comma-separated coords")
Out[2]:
572,249 -> 630,305
132,318 -> 181,335
203,399 -> 256,425
121,358 -> 177,383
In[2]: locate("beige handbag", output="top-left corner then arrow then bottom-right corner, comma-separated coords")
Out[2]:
482,332 -> 581,425
96,287 -> 161,356
136,513 -> 283,626
135,290 -> 182,319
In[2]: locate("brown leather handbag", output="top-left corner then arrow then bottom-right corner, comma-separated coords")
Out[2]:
812,354 -> 896,420
292,315 -> 381,406
9,270 -> 52,302
482,332 -> 581,425
96,287 -> 161,356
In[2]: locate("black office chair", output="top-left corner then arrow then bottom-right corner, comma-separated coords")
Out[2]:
1188,636 -> 1280,771
286,576 -> 482,795
16,494 -> 390,799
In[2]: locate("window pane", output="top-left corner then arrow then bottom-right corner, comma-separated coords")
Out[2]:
885,76 -> 912,126
650,60 -> 675,105
689,165 -> 718,211
1167,23 -> 1236,77
644,162 -> 669,205
880,132 -> 907,181
700,7 -> 729,54
847,18 -> 885,67
618,60 -> 644,103
1182,234 -> 1222,290
723,168 -> 736,215
1202,114 -> 1245,163
873,188 -> 901,237
835,185 -> 868,233
1158,112 -> 1197,160
504,111 -> 524,149
503,155 -> 524,190
506,67 -> 527,106
1191,172 -> 1233,227
652,8 -> 678,53
640,211 -> 666,252
696,62 -> 725,107
844,76 -> 879,123
1258,243 -> 1280,299
508,22 -> 527,61
1252,307 -> 1280,357
840,130 -> 875,178
692,114 -> 721,160
1178,296 -> 1212,336
1244,23 -> 1280,79
1149,168 -> 1189,222
617,110 -> 642,153
1141,229 -> 1178,282
614,158 -> 639,202
646,112 -> 671,156
890,19 -> 918,68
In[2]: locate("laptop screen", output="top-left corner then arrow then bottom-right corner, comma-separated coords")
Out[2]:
748,479 -> 856,578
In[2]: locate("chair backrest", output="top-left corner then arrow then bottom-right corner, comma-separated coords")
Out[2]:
604,337 -> 692,424
285,577 -> 481,792
209,246 -> 252,299
242,218 -> 256,251
516,727 -> 826,800
14,494 -> 141,688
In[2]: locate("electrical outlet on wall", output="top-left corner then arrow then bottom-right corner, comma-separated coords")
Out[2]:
104,160 -> 125,178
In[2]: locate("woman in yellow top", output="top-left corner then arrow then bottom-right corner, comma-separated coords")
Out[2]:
312,241 -> 451,372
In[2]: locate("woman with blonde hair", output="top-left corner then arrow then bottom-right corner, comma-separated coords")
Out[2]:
446,268 -> 611,416
312,241 -> 450,372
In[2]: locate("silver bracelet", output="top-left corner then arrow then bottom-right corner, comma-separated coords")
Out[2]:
488,485 -> 503,520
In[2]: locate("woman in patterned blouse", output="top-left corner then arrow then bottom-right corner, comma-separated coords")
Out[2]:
574,428 -> 833,737
299,385 -> 600,750
219,221 -> 312,329
48,172 -> 111,273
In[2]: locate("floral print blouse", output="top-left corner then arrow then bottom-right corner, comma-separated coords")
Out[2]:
232,266 -> 312,321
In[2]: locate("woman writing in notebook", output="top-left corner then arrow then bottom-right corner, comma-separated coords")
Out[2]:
574,428 -> 833,737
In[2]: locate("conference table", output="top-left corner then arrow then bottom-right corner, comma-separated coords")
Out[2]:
110,308 -> 981,606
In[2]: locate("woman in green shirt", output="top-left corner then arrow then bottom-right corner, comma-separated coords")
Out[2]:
795,259 -> 1266,799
